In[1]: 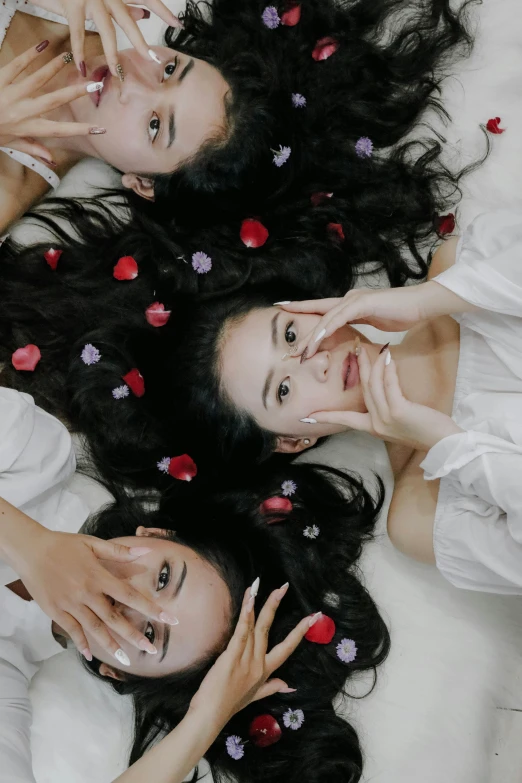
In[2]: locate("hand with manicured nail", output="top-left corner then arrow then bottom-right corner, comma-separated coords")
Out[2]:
0,45 -> 106,151
304,345 -> 462,451
29,0 -> 182,79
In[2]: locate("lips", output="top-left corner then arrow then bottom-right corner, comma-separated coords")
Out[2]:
342,352 -> 360,390
89,65 -> 110,107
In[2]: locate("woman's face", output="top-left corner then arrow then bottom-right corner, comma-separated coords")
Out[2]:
87,529 -> 232,678
67,46 -> 229,182
220,306 -> 379,448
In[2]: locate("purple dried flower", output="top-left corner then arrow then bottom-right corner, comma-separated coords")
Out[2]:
283,708 -> 305,730
272,145 -> 291,167
112,384 -> 129,399
355,136 -> 373,159
336,638 -> 358,664
226,735 -> 245,760
157,457 -> 171,474
291,93 -> 306,108
262,6 -> 280,28
81,343 -> 101,365
281,479 -> 297,497
303,524 -> 320,539
191,251 -> 212,274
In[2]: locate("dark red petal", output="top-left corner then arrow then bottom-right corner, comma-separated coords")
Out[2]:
12,344 -> 41,372
113,256 -> 138,280
312,36 -> 339,61
122,368 -> 145,397
486,117 -> 505,134
168,454 -> 198,482
304,613 -> 336,644
145,302 -> 172,327
259,496 -> 293,518
435,213 -> 455,236
281,3 -> 301,26
310,191 -> 333,206
240,218 -> 269,248
249,715 -> 283,748
327,222 -> 345,242
44,248 -> 62,270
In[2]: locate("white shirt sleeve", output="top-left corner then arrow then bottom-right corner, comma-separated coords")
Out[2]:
432,210 -> 522,316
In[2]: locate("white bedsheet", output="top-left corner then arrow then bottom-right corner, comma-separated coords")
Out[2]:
20,0 -> 522,780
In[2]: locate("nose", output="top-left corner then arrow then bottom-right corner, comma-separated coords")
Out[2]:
300,349 -> 330,382
118,71 -> 151,105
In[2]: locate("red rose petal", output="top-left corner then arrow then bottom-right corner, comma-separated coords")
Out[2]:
259,497 -> 293,520
304,613 -> 336,644
486,117 -> 505,135
435,213 -> 455,236
327,222 -> 345,242
113,256 -> 138,281
12,344 -> 41,372
281,3 -> 301,26
122,368 -> 145,397
168,454 -> 197,482
312,36 -> 339,62
310,192 -> 333,207
145,302 -> 171,327
44,248 -> 62,270
240,218 -> 269,248
249,715 -> 282,748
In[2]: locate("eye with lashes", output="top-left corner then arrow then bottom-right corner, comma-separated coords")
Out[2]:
148,58 -> 179,143
143,562 -> 171,646
285,321 -> 297,345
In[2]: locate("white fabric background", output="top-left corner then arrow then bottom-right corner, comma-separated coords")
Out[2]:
17,0 -> 522,781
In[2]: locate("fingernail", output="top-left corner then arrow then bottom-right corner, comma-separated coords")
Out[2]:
86,81 -> 104,93
277,582 -> 289,599
250,576 -> 260,598
36,40 -> 49,53
300,418 -> 317,424
138,638 -> 157,654
314,329 -> 326,344
141,8 -> 151,18
81,648 -> 93,661
300,347 -> 309,364
89,127 -> 107,135
159,612 -> 179,626
279,686 -> 297,693
79,61 -> 86,78
308,611 -> 322,627
148,49 -> 162,64
62,51 -> 74,65
129,546 -> 152,556
379,342 -> 390,355
115,63 -> 124,82
354,336 -> 361,357
273,301 -> 291,305
39,157 -> 56,167
385,350 -> 391,366
114,648 -> 131,667
246,595 -> 255,612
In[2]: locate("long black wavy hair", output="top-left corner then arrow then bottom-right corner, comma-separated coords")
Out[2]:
81,460 -> 389,783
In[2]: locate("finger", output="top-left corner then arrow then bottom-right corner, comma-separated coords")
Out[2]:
90,0 -> 120,77
87,595 -> 157,653
251,678 -> 292,702
6,138 -> 55,166
73,605 -> 131,664
227,587 -> 256,657
306,409 -> 374,432
15,118 -> 103,138
136,0 -> 182,27
90,538 -> 153,562
276,298 -> 341,316
20,82 -> 101,117
107,0 -> 150,61
67,6 -> 87,75
265,614 -> 314,673
253,583 -> 288,659
0,41 -> 52,87
383,352 -> 405,410
103,574 -> 176,625
367,347 -> 390,421
298,302 -> 351,361
56,610 -> 91,659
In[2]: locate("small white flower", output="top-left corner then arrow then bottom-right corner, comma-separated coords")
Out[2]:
281,479 -> 297,497
112,384 -> 129,399
303,524 -> 320,540
283,708 -> 305,730
157,457 -> 171,474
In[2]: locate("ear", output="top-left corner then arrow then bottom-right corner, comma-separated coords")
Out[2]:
135,526 -> 171,538
99,663 -> 126,681
274,436 -> 318,454
121,173 -> 155,201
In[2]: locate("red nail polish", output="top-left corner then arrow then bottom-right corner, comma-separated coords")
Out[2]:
79,61 -> 86,78
36,40 -> 49,53
300,347 -> 309,364
141,8 -> 151,18
379,342 -> 390,355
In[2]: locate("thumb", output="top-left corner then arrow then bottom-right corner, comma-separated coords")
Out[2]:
251,679 -> 291,703
7,138 -> 55,166
279,297 -> 341,315
88,537 -> 152,562
311,410 -> 374,433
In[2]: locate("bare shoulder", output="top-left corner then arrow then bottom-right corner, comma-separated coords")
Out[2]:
428,236 -> 459,280
387,450 -> 438,564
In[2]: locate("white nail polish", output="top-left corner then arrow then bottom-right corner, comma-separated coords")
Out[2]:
300,418 -> 317,424
314,329 -> 326,344
308,611 -> 322,627
250,576 -> 260,598
86,81 -> 104,93
385,350 -> 391,366
159,612 -> 179,626
114,648 -> 131,667
148,49 -> 162,64
274,301 -> 291,305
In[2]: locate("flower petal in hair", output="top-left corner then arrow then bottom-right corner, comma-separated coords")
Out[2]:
113,255 -> 138,280
122,368 -> 145,397
281,479 -> 297,497
486,116 -> 505,134
282,708 -> 304,730
291,93 -> 306,108
145,302 -> 171,327
355,136 -> 373,158
303,524 -> 320,539
272,145 -> 291,167
112,384 -> 129,399
310,191 -> 333,207
12,344 -> 41,371
336,638 -> 357,664
226,735 -> 245,760
312,36 -> 339,61
168,454 -> 197,482
191,251 -> 212,274
327,222 -> 345,242
435,213 -> 455,236
281,3 -> 301,26
259,496 -> 293,517
304,612 -> 335,644
44,247 -> 62,270
240,218 -> 269,248
81,343 -> 101,365
249,715 -> 282,747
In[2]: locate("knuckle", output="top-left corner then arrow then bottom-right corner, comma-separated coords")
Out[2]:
89,618 -> 103,634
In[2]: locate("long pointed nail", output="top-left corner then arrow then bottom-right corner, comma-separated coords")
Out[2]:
159,612 -> 179,626
79,61 -> 86,78
115,63 -> 124,82
354,336 -> 361,357
114,648 -> 131,666
89,127 -> 106,135
129,547 -> 152,556
273,301 -> 291,305
279,686 -> 297,693
86,81 -> 104,93
308,611 -> 322,627
385,350 -> 391,366
81,648 -> 93,661
148,49 -> 162,64
314,329 -> 326,344
250,577 -> 260,598
300,347 -> 309,364
277,582 -> 289,599
138,639 -> 157,654
36,40 -> 49,53
300,418 -> 317,424
62,51 -> 73,64
141,8 -> 151,18
379,342 -> 390,355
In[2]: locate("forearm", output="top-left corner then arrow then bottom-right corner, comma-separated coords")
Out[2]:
114,706 -> 226,783
418,280 -> 479,320
0,496 -> 44,571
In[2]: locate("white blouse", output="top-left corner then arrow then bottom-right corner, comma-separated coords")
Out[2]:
420,210 -> 522,594
0,388 -> 89,782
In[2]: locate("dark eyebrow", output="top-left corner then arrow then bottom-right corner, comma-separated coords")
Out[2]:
159,561 -> 187,663
179,58 -> 195,83
167,112 -> 176,149
262,313 -> 280,409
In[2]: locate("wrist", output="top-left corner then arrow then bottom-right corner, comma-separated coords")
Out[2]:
420,280 -> 476,320
187,702 -> 229,735
0,499 -> 46,568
